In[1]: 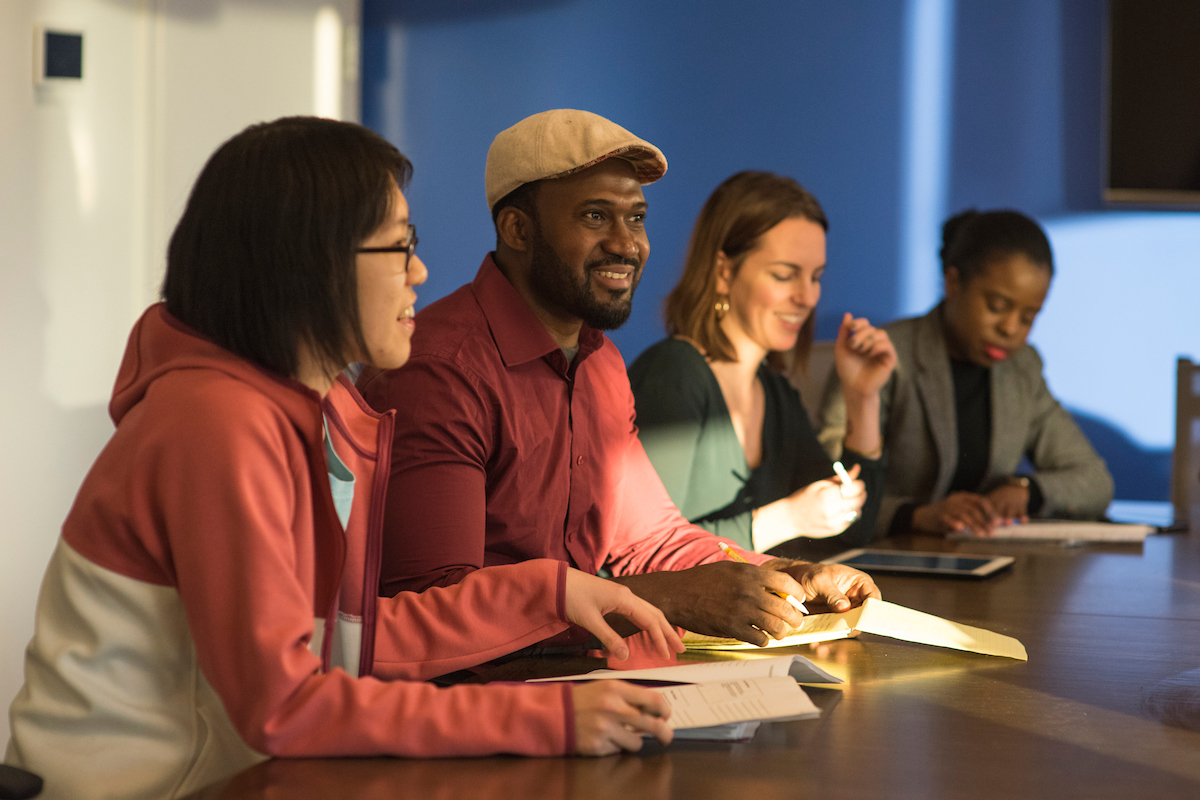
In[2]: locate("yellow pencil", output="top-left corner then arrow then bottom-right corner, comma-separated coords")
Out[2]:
718,542 -> 808,614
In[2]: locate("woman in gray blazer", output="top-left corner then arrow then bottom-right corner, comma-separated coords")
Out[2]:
819,209 -> 1113,537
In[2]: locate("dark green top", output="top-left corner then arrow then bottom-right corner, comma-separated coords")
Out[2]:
628,338 -> 881,553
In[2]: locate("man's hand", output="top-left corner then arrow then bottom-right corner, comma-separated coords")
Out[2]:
614,562 -> 807,647
564,569 -> 684,661
912,492 -> 1001,535
761,558 -> 881,613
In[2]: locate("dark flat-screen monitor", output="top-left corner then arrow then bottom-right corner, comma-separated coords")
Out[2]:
1107,0 -> 1200,205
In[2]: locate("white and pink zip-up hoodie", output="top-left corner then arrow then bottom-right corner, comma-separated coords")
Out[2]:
6,304 -> 578,799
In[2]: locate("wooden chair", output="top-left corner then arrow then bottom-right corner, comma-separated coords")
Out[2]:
1172,357 -> 1200,527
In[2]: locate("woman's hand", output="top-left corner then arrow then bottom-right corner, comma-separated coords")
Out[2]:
788,467 -> 867,537
748,465 -> 864,554
833,313 -> 895,458
912,492 -> 1001,535
572,680 -> 673,755
985,484 -> 1030,524
564,569 -> 684,661
834,312 -> 897,399
751,467 -> 866,551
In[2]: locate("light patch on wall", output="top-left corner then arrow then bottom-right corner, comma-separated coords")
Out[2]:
313,5 -> 343,119
67,114 -> 96,214
897,0 -> 955,318
376,24 -> 405,149
1033,213 -> 1200,449
34,2 -> 147,411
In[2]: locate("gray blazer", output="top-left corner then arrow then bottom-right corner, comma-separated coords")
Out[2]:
818,306 -> 1114,537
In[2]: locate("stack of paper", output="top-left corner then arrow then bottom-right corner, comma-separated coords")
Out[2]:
682,598 -> 1028,660
531,653 -> 841,685
654,677 -> 818,739
529,655 -> 833,740
950,520 -> 1154,542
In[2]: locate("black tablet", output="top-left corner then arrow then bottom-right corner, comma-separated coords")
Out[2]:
822,548 -> 1014,578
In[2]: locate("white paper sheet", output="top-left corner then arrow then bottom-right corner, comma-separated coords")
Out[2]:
655,677 -> 819,730
951,521 -> 1154,542
528,654 -> 841,684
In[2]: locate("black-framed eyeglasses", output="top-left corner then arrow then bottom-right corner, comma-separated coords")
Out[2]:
357,224 -> 418,267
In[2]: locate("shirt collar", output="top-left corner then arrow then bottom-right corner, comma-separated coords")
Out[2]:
472,253 -> 607,374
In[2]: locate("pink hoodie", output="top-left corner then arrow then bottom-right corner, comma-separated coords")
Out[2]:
6,305 -> 577,800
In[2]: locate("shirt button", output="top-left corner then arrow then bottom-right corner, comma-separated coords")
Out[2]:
576,456 -> 584,465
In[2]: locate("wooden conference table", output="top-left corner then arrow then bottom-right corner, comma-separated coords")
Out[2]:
189,514 -> 1200,800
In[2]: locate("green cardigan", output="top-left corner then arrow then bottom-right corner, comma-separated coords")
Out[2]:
628,338 -> 881,553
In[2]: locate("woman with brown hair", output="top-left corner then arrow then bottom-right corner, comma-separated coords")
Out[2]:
629,171 -> 896,554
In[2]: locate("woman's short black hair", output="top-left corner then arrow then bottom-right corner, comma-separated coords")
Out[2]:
163,116 -> 412,380
939,209 -> 1054,283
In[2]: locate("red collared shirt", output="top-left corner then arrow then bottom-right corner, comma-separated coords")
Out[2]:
360,255 -> 755,596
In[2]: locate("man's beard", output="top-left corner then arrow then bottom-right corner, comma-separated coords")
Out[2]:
527,221 -> 641,331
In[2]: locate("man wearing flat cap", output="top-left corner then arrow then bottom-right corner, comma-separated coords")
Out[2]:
360,109 -> 878,647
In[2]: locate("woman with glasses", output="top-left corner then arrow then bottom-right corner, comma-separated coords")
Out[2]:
629,171 -> 896,555
5,117 -> 680,800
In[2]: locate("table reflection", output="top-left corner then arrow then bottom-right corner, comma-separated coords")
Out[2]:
198,752 -> 674,800
1143,666 -> 1200,733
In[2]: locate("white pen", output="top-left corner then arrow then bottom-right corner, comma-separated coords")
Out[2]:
718,542 -> 808,614
832,461 -> 853,498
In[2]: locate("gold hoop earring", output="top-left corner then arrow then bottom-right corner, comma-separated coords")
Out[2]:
714,296 -> 730,320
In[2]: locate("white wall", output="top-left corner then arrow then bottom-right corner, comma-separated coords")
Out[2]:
0,0 -> 360,747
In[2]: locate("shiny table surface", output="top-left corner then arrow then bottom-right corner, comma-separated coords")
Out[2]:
190,524 -> 1200,800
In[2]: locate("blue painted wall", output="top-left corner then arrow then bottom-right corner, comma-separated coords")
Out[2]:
947,0 -> 1106,215
944,0 -> 1198,501
362,0 -> 907,358
362,0 -> 1199,502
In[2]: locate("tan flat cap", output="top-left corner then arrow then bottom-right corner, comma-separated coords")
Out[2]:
485,109 -> 668,210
